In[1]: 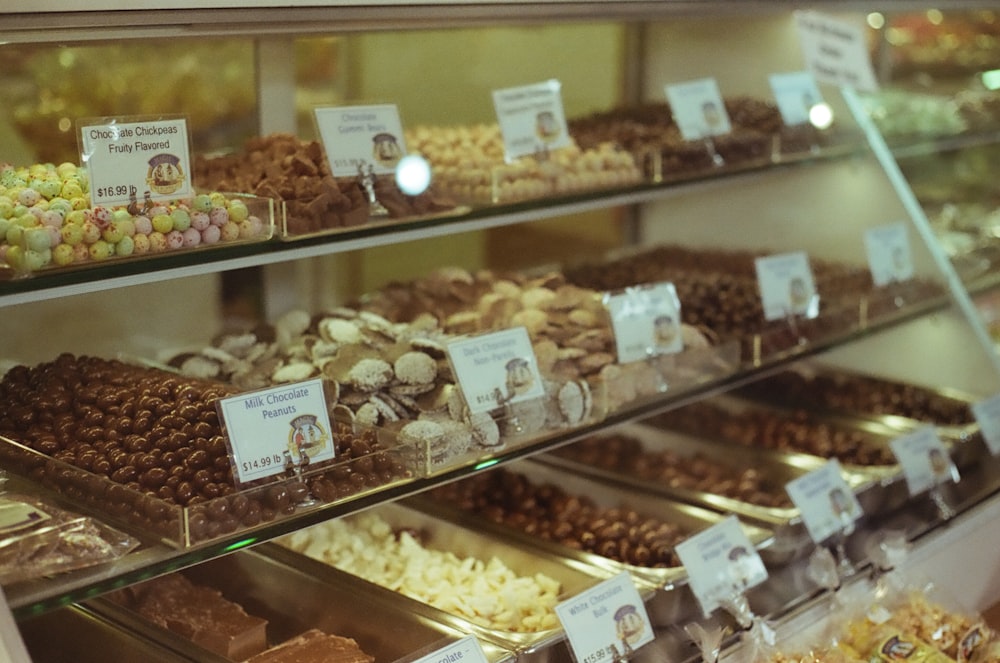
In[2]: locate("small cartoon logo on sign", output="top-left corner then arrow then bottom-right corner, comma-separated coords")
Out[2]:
288,414 -> 328,460
613,604 -> 646,646
146,153 -> 184,195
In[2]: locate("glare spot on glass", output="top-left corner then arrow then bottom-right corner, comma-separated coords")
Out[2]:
395,155 -> 432,196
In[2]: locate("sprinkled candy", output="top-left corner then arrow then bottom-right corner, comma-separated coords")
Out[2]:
181,227 -> 201,247
165,229 -> 185,250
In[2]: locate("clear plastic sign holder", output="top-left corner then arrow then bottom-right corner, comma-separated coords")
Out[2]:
675,516 -> 773,661
888,426 -> 960,521
604,283 -> 684,395
785,460 -> 864,578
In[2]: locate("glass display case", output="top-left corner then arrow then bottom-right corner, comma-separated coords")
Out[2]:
2,3 -> 1000,662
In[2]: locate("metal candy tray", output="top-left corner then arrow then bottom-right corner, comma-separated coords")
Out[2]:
267,500 -> 648,661
83,546 -> 516,663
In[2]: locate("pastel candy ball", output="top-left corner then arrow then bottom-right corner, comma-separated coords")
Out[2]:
72,243 -> 90,263
0,200 -> 14,219
117,217 -> 136,237
227,200 -> 249,223
134,215 -> 152,235
23,248 -> 50,271
102,222 -> 125,244
165,229 -> 184,250
23,227 -> 52,253
209,206 -> 229,227
36,179 -> 61,199
65,209 -> 87,226
5,225 -> 23,246
192,194 -> 213,213
52,242 -> 75,266
239,216 -> 263,239
93,206 -> 112,228
70,197 -> 89,211
18,188 -> 41,206
56,162 -> 78,178
28,206 -> 46,221
81,221 -> 102,244
4,245 -> 23,270
181,227 -> 201,247
60,223 -> 85,246
220,221 -> 240,242
132,233 -> 151,255
171,208 -> 191,231
60,181 -> 83,200
48,198 -> 72,215
40,210 -> 64,229
200,225 -> 221,244
116,235 -> 135,257
149,205 -> 170,218
44,225 -> 62,248
112,209 -> 132,225
88,240 -> 113,261
151,214 -> 173,234
208,192 -> 227,207
190,211 -> 210,231
148,231 -> 167,252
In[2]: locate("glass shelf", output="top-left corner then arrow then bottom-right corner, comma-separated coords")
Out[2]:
0,145 -> 864,308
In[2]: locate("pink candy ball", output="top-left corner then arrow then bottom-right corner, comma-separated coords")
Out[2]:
45,226 -> 61,248
165,230 -> 184,250
239,216 -> 263,239
181,227 -> 201,248
133,215 -> 152,235
209,206 -> 229,227
200,225 -> 221,244
220,222 -> 240,242
41,210 -> 64,228
190,211 -> 210,231
148,205 -> 170,218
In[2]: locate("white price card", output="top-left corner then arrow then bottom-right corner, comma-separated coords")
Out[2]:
794,11 -> 879,93
218,378 -> 336,485
864,222 -> 915,286
80,117 -> 193,207
492,79 -> 572,162
971,394 -> 1000,456
315,104 -> 407,177
447,327 -> 546,415
889,426 -> 959,495
664,78 -> 731,141
605,283 -> 683,363
768,71 -> 825,126
410,636 -> 490,663
555,571 -> 654,663
674,516 -> 768,616
785,460 -> 863,544
754,251 -> 819,321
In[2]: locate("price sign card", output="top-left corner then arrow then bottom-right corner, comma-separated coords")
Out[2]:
889,426 -> 958,495
674,516 -> 768,616
665,78 -> 732,141
218,378 -> 335,485
754,251 -> 818,321
605,282 -> 683,363
80,117 -> 193,207
768,71 -> 825,126
492,79 -> 572,162
794,11 -> 879,93
785,460 -> 863,543
447,327 -> 546,415
972,393 -> 1000,456
864,222 -> 915,286
555,571 -> 654,663
409,636 -> 490,663
315,104 -> 407,177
